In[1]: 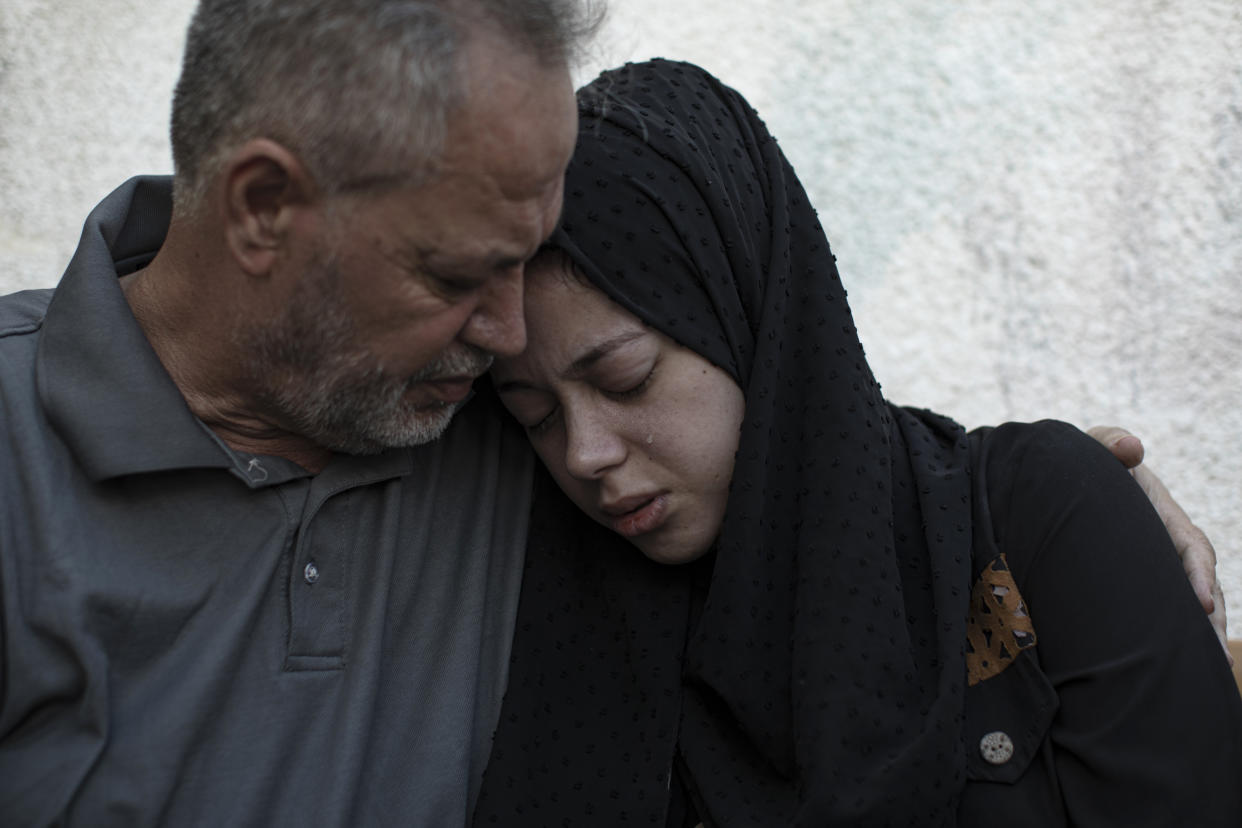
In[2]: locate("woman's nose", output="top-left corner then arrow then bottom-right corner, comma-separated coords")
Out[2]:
563,406 -> 626,480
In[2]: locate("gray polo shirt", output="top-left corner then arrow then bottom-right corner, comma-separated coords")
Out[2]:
0,177 -> 534,826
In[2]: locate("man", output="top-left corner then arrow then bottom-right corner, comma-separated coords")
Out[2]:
0,0 -> 1223,825
0,1 -> 584,824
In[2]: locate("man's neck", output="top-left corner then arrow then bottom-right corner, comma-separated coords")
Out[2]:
120,240 -> 333,475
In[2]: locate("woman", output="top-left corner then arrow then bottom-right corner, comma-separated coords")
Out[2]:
474,60 -> 1242,826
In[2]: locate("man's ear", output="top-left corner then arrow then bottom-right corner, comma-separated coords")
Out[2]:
221,139 -> 318,277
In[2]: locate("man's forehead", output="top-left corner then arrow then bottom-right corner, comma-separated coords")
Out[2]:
359,39 -> 574,276
398,173 -> 566,269
441,38 -> 577,188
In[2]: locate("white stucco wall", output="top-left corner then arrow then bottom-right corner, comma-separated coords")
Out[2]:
2,1 -> 1239,615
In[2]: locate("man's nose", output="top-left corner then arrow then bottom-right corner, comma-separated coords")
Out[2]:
460,267 -> 527,358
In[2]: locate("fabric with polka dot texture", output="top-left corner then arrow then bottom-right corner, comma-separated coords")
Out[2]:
474,59 -> 974,827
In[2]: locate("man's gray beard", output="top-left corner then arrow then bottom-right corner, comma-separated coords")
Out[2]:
242,257 -> 493,455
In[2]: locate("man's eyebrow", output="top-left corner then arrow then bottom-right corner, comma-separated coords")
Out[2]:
417,246 -> 529,274
493,329 -> 648,395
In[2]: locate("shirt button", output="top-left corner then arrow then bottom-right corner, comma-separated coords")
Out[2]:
980,731 -> 1014,765
304,561 -> 320,584
245,457 -> 269,482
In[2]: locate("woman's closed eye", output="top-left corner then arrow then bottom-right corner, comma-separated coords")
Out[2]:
507,364 -> 659,437
601,364 -> 657,401
527,405 -> 560,436
532,368 -> 656,435
498,391 -> 557,434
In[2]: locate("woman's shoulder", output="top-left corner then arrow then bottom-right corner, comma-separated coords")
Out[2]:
965,419 -> 1159,582
968,420 -> 1131,514
969,419 -> 1112,478
962,422 -> 1242,826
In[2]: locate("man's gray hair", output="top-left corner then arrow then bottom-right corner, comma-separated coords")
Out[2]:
170,0 -> 600,211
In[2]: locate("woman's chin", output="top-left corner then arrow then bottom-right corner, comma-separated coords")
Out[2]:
635,537 -> 712,566
586,500 -> 721,565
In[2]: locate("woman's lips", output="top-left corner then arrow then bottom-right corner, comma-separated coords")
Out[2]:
606,493 -> 670,538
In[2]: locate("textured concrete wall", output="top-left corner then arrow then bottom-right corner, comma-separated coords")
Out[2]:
2,1 -> 1240,613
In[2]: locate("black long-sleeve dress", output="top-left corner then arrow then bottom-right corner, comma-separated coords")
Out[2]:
472,58 -> 1242,826
954,421 -> 1240,826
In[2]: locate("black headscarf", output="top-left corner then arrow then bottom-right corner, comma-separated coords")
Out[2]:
474,59 -> 974,827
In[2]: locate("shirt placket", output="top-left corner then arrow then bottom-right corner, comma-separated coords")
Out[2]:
284,481 -> 351,671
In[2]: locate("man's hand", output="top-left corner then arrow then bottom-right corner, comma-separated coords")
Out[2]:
1088,425 -> 1230,661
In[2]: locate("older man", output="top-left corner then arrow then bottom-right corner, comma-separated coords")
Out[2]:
0,1 -> 1225,826
0,1 -> 583,824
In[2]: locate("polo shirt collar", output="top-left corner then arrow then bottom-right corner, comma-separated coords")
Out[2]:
36,176 -> 234,481
37,176 -> 423,487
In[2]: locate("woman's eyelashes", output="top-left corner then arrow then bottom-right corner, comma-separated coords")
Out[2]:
526,363 -> 659,437
527,406 -> 558,436
603,364 -> 657,400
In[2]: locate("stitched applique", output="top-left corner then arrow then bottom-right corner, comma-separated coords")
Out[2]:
965,555 -> 1037,686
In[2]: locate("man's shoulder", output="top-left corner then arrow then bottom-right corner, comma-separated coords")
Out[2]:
0,287 -> 54,340
0,288 -> 52,386
0,289 -> 54,446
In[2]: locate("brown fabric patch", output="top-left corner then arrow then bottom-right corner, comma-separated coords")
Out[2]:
965,555 -> 1037,686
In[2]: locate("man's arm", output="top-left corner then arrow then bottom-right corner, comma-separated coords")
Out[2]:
1088,425 -> 1229,659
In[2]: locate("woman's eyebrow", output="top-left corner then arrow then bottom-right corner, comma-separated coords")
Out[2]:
493,329 -> 648,395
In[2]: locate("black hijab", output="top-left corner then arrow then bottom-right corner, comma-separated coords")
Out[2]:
474,59 -> 974,827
